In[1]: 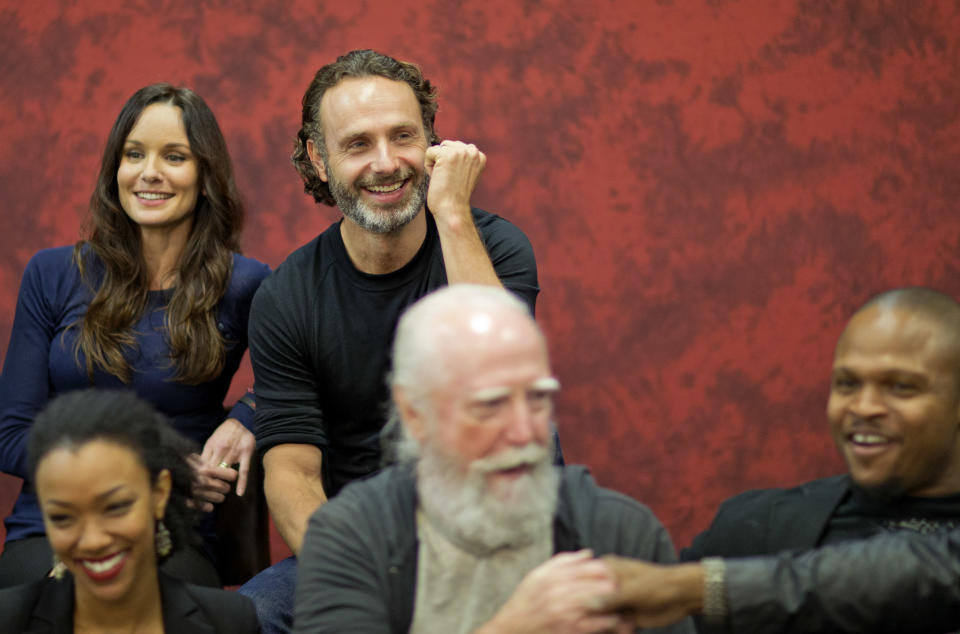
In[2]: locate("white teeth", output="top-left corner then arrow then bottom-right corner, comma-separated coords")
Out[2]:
81,551 -> 125,573
366,182 -> 403,193
137,192 -> 173,200
852,433 -> 888,445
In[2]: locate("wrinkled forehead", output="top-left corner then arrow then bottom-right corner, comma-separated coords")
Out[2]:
319,76 -> 421,137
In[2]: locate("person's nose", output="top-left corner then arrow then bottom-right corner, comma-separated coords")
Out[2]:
76,517 -> 112,554
848,383 -> 887,418
139,154 -> 162,183
369,139 -> 401,174
502,395 -> 540,446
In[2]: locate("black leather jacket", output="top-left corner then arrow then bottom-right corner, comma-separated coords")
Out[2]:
714,529 -> 960,633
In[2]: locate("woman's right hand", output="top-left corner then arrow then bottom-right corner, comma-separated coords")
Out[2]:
188,454 -> 237,512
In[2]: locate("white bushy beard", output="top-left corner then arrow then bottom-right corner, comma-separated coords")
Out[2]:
327,162 -> 428,234
416,440 -> 558,553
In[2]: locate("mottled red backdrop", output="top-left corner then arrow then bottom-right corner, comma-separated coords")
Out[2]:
2,1 -> 959,560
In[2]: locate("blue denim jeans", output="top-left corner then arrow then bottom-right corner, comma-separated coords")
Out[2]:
238,556 -> 297,634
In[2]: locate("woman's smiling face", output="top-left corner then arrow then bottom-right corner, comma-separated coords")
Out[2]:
36,439 -> 171,604
116,102 -> 200,236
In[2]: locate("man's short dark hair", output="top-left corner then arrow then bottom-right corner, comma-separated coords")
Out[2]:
850,286 -> 960,386
292,49 -> 442,206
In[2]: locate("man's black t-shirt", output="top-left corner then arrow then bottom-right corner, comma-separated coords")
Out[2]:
250,208 -> 539,497
822,485 -> 960,545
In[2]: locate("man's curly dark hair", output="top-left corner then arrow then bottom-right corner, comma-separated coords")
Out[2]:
292,49 -> 441,206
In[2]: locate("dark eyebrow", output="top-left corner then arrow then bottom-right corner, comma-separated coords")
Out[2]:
123,140 -> 191,151
885,370 -> 928,382
831,366 -> 929,384
45,484 -> 129,507
338,132 -> 367,147
337,122 -> 421,145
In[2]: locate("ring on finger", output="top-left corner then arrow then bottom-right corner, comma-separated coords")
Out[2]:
218,461 -> 231,469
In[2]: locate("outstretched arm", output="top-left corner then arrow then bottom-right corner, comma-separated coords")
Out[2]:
594,530 -> 960,634
721,530 -> 960,634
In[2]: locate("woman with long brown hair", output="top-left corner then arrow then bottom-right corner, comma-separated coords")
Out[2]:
0,83 -> 270,587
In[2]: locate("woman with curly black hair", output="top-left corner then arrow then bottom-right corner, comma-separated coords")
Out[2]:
0,389 -> 259,632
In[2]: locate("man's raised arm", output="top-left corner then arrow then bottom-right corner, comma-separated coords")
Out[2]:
424,140 -> 501,287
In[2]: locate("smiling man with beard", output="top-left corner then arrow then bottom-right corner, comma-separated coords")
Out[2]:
241,50 -> 547,633
681,287 -> 960,593
292,285 -> 693,634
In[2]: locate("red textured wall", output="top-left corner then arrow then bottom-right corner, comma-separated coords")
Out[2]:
2,1 -> 959,557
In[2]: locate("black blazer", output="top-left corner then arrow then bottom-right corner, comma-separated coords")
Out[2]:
0,571 -> 260,633
681,474 -> 851,560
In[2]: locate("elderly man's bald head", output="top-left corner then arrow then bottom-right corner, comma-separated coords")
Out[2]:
389,284 -> 555,466
390,284 -> 546,403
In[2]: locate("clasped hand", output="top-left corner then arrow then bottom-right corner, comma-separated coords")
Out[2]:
482,549 -> 633,634
190,417 -> 256,512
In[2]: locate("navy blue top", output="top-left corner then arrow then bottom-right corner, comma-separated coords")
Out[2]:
0,246 -> 270,543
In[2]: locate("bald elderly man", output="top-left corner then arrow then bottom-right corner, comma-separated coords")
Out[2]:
293,285 -> 693,634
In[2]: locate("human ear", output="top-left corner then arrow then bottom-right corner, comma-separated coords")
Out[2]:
306,138 -> 328,183
393,386 -> 426,442
153,469 -> 172,519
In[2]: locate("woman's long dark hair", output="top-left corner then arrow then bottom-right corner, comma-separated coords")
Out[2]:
28,389 -> 200,559
74,83 -> 243,384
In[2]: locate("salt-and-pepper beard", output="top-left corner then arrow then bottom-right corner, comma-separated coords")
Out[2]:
327,162 -> 429,235
416,441 -> 559,553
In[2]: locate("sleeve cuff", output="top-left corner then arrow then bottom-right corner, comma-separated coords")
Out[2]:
227,391 -> 256,432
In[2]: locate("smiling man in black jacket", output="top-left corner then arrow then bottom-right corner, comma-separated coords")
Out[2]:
684,287 -> 960,568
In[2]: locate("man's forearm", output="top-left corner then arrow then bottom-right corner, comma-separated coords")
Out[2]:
266,482 -> 327,554
434,209 -> 503,287
721,531 -> 960,634
263,445 -> 328,554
